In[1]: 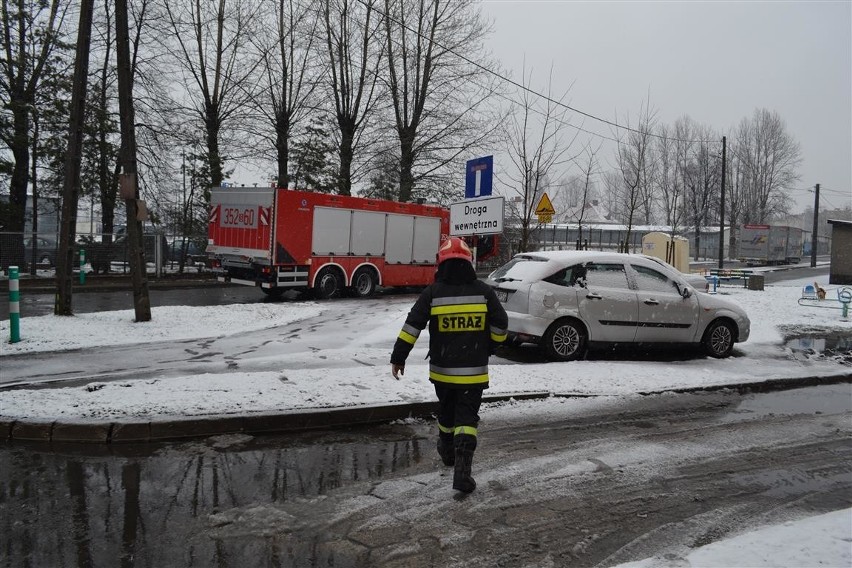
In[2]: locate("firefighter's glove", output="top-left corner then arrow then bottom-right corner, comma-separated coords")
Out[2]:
391,364 -> 404,380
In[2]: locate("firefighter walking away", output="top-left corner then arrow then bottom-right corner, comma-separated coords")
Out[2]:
390,237 -> 508,493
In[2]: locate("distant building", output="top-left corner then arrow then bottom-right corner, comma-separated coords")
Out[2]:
826,219 -> 851,285
559,200 -> 613,225
0,194 -> 61,236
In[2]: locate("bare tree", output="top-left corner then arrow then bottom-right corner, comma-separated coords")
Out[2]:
682,123 -> 721,260
382,0 -> 501,203
54,0 -> 93,316
320,0 -> 384,196
502,65 -> 577,253
252,0 -> 321,188
735,108 -> 801,223
0,0 -> 71,268
554,145 -> 599,249
725,131 -> 747,258
161,0 -> 262,191
116,0 -> 152,321
82,0 -> 119,241
612,98 -> 656,253
654,123 -> 688,258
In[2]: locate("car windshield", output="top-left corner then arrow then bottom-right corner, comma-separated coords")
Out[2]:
489,255 -> 550,282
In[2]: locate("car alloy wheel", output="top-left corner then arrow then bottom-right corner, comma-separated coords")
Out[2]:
542,319 -> 587,362
704,320 -> 734,358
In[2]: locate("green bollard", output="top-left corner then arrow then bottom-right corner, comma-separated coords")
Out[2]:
79,248 -> 86,284
839,288 -> 852,321
9,265 -> 21,343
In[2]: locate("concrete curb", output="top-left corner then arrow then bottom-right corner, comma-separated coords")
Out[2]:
1,391 -> 551,445
3,375 -> 850,445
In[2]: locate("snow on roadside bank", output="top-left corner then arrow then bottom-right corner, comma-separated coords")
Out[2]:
1,279 -> 849,357
0,281 -> 849,422
0,303 -> 324,354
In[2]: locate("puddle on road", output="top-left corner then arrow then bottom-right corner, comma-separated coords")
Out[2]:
0,421 -> 434,567
720,383 -> 852,423
782,330 -> 852,365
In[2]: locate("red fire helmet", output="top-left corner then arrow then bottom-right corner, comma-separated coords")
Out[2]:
438,237 -> 472,264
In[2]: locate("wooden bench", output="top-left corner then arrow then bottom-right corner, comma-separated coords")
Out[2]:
706,268 -> 754,289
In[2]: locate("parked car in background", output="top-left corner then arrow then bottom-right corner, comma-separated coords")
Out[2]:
168,238 -> 209,270
487,251 -> 750,361
111,230 -> 169,268
23,236 -> 57,267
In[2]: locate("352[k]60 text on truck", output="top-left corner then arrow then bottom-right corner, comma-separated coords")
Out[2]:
206,186 -> 452,299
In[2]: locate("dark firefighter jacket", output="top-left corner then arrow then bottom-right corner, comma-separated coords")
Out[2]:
391,279 -> 508,389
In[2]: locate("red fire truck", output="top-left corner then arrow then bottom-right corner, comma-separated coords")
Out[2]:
207,186 -> 451,298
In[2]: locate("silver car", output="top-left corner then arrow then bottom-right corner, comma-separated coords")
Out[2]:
487,251 -> 750,361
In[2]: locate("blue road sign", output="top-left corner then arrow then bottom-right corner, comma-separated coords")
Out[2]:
465,156 -> 493,198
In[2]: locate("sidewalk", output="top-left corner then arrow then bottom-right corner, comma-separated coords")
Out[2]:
3,373 -> 850,445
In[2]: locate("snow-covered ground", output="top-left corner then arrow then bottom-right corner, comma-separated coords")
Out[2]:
610,506 -> 851,568
1,273 -> 849,421
1,272 -> 851,567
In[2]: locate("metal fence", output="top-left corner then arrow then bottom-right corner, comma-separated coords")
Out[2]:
0,231 -> 209,277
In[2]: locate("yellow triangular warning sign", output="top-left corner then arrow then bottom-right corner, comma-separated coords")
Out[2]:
535,193 -> 555,215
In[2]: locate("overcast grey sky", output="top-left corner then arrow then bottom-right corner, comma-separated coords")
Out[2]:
481,0 -> 852,214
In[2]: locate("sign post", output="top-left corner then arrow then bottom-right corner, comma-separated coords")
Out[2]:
450,196 -> 505,237
465,156 -> 493,198
535,193 -> 556,224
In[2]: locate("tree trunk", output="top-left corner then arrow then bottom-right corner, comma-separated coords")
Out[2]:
54,0 -> 95,316
694,218 -> 702,261
398,130 -> 415,202
728,212 -> 739,259
8,100 -> 30,235
338,124 -> 354,196
115,0 -> 151,322
276,113 -> 290,188
206,109 -> 223,189
29,117 -> 40,276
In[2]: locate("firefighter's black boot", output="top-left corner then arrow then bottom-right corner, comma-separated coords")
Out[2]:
437,432 -> 455,466
452,433 -> 477,493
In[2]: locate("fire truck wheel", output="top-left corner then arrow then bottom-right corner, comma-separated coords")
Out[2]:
315,266 -> 343,299
351,268 -> 377,298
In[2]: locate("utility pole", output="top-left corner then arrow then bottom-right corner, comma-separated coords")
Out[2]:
810,183 -> 820,268
115,0 -> 151,321
718,136 -> 726,269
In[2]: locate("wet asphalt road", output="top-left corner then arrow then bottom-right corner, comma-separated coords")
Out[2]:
1,383 -> 850,567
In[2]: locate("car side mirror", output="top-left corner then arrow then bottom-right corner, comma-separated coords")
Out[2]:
681,286 -> 692,299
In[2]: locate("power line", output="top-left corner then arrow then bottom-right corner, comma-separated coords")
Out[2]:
819,187 -> 851,195
792,186 -> 851,196
365,0 -> 717,145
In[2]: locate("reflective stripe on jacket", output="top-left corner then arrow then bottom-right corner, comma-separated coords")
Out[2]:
391,279 -> 508,389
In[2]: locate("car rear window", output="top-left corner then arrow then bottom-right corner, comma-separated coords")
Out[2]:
489,255 -> 549,282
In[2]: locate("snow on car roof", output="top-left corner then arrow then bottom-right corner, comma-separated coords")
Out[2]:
493,250 -> 630,282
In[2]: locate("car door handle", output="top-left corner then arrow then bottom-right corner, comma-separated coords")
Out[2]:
643,299 -> 659,305
586,293 -> 603,300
